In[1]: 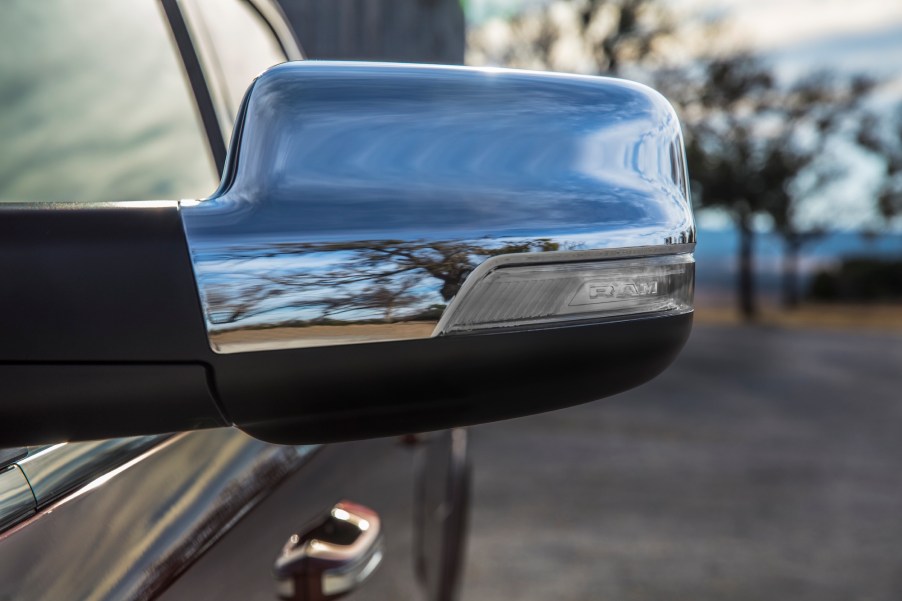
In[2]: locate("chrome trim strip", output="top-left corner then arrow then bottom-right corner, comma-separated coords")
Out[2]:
0,466 -> 35,532
18,435 -> 168,508
182,62 -> 696,353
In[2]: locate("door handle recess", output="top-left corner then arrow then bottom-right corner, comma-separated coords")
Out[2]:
275,501 -> 383,601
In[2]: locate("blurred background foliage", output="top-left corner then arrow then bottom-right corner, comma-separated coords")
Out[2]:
461,0 -> 902,322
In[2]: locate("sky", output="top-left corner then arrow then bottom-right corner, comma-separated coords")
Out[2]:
465,0 -> 902,44
678,0 -> 902,84
464,0 -> 902,232
674,0 -> 902,51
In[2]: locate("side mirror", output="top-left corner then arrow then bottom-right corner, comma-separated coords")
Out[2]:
0,62 -> 695,446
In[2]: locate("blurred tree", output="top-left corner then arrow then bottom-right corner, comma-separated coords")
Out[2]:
662,58 -> 874,315
760,73 -> 874,308
582,0 -> 673,74
660,55 -> 775,318
809,257 -> 902,302
758,140 -> 823,309
467,0 -> 673,75
856,107 -> 902,224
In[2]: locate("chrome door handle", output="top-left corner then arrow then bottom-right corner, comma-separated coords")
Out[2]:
274,501 -> 383,601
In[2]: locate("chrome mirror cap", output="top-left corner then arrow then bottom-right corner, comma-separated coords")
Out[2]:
181,61 -> 695,353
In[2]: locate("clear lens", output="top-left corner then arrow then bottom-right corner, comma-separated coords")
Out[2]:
441,253 -> 694,334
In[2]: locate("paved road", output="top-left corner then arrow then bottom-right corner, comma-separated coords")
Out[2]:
462,323 -> 902,601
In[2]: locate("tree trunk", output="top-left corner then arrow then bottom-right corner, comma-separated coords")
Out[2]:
781,237 -> 801,309
737,217 -> 757,320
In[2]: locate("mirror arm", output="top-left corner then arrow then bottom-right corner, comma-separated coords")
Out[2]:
0,202 -> 692,447
0,203 -> 226,445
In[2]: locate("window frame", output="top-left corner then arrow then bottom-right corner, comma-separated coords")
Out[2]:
160,0 -> 302,177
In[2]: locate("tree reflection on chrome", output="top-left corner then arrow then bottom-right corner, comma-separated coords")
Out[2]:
199,238 -> 562,331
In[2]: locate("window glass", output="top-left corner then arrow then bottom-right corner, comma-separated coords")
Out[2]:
0,0 -> 217,203
180,0 -> 288,141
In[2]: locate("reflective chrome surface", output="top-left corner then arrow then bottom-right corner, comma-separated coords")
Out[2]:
158,437 -> 428,601
18,435 -> 166,507
182,61 -> 695,353
0,466 -> 35,531
275,500 -> 384,600
0,429 -> 318,601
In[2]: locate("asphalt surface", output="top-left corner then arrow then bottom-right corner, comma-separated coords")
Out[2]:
462,323 -> 902,601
